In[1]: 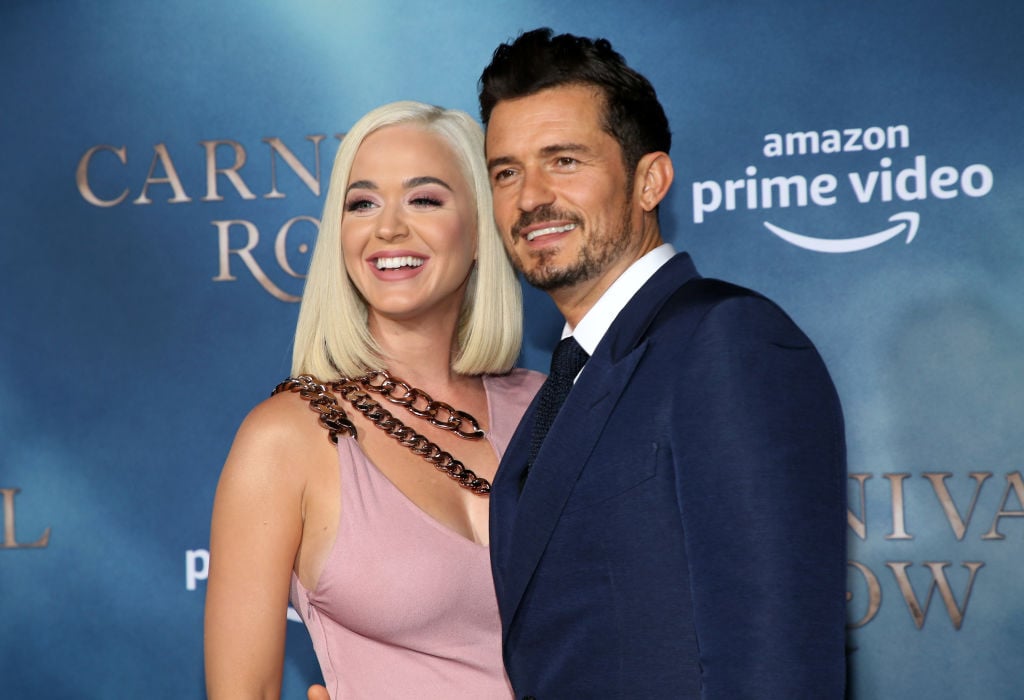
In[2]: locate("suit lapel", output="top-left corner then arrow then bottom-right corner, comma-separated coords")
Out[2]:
489,392 -> 537,597
493,253 -> 702,632
496,343 -> 648,631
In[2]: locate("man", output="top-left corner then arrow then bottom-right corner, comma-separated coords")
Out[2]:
480,28 -> 847,698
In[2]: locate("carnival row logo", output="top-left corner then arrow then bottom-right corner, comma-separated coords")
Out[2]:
846,470 -> 1023,630
0,488 -> 50,549
690,125 -> 995,253
76,135 -> 338,302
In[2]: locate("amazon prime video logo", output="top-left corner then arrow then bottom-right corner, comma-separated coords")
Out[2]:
690,126 -> 994,253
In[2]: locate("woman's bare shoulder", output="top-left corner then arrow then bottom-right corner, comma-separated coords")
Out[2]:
222,388 -> 338,487
239,388 -> 325,439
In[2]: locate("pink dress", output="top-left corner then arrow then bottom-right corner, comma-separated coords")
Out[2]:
290,369 -> 544,700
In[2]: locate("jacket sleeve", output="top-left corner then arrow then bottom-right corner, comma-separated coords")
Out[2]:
670,294 -> 847,699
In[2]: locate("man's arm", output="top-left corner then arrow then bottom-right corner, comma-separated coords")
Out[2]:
673,295 -> 847,698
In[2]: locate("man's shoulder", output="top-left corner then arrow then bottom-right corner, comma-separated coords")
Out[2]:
622,251 -> 766,325
664,276 -> 761,309
649,276 -> 763,328
648,276 -> 809,345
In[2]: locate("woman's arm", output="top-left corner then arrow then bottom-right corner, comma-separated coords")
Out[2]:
204,396 -> 312,699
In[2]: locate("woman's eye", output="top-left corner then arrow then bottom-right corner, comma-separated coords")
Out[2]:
410,195 -> 443,207
345,198 -> 376,212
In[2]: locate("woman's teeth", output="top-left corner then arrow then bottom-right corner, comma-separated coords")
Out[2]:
375,256 -> 424,270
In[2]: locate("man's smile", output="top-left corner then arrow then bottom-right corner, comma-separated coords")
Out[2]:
524,223 -> 577,242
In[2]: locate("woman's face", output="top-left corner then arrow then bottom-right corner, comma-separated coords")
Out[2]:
341,124 -> 477,327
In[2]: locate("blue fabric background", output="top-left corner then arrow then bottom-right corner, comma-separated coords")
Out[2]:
2,1 -> 1021,697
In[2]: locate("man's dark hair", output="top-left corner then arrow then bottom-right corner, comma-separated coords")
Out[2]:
479,27 -> 671,176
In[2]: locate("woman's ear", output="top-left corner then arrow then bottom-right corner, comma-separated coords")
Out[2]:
635,151 -> 674,212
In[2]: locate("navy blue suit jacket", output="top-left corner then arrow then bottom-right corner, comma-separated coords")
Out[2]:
490,253 -> 847,698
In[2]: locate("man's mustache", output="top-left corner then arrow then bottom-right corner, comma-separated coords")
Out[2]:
510,206 -> 583,242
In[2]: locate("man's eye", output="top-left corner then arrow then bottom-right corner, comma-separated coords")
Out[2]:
556,157 -> 578,167
493,168 -> 516,182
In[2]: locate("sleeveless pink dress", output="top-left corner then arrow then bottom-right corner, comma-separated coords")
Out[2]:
290,369 -> 543,700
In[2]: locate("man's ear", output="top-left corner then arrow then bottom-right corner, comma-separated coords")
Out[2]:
635,151 -> 674,212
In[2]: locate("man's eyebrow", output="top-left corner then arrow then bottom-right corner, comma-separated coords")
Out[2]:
487,155 -> 515,171
346,176 -> 453,192
487,143 -> 594,170
539,143 -> 592,157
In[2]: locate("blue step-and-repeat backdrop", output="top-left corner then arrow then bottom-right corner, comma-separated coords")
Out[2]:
2,1 -> 1021,698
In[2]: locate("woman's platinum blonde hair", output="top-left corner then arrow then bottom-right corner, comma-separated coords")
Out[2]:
291,101 -> 522,379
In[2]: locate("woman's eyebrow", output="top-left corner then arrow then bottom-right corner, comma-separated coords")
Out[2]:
346,176 -> 453,192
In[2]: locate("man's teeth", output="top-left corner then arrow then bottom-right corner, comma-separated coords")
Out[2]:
525,223 -> 575,242
375,256 -> 424,270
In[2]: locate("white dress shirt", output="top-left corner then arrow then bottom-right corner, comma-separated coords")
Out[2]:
565,243 -> 677,358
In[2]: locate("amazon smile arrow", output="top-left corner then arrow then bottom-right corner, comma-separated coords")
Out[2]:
763,211 -> 920,253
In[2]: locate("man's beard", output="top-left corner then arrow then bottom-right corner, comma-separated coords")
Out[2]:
509,204 -> 634,292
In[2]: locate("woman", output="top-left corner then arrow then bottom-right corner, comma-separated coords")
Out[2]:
204,102 -> 543,699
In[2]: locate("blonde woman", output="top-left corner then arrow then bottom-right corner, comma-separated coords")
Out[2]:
205,102 -> 542,699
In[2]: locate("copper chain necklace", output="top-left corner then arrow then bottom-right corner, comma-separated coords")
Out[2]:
273,371 -> 491,495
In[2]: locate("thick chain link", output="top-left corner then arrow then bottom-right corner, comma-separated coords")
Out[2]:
273,375 -> 358,442
360,370 -> 486,439
272,373 -> 491,495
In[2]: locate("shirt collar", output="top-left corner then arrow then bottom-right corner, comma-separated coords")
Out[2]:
563,243 -> 677,355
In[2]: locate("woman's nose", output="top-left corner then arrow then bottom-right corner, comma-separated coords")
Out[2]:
375,205 -> 409,241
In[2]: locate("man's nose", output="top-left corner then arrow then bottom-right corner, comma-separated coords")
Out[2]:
517,168 -> 556,212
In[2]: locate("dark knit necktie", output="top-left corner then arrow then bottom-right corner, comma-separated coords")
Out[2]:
522,336 -> 590,488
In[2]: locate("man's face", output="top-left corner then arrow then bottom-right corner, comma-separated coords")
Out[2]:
485,85 -> 640,299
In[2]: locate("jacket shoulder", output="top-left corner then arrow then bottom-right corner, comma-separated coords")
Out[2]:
650,277 -> 814,348
649,277 -> 761,333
